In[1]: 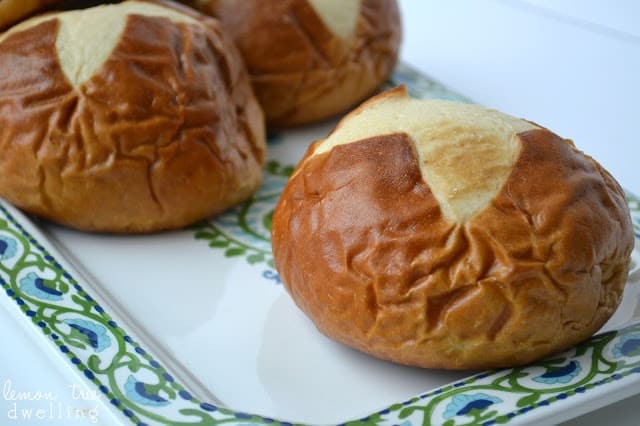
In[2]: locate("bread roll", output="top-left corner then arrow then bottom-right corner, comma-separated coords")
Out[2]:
271,86 -> 634,370
0,0 -> 63,31
189,0 -> 401,128
0,0 -> 265,233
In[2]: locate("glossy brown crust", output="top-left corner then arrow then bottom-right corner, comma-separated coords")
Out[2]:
0,0 -> 62,30
272,130 -> 634,369
0,9 -> 265,233
192,0 -> 401,128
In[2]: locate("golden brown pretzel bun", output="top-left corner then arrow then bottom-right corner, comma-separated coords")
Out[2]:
0,0 -> 63,30
188,0 -> 401,128
0,0 -> 265,233
272,87 -> 634,370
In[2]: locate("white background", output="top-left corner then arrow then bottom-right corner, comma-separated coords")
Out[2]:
399,0 -> 640,196
1,1 -> 639,425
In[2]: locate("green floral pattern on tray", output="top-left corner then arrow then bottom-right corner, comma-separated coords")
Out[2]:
1,64 -> 639,426
346,323 -> 640,426
0,204 -> 260,426
191,159 -> 293,275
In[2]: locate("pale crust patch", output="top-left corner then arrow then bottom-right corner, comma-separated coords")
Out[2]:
0,2 -> 197,87
306,0 -> 360,40
311,88 -> 539,223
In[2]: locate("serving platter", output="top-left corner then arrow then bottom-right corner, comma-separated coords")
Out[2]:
1,63 -> 639,426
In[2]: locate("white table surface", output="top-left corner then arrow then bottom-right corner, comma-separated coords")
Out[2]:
1,1 -> 639,425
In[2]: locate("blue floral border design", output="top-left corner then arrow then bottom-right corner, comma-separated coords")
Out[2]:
0,202 -> 277,426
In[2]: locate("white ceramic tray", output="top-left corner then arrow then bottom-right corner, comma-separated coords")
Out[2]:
1,64 -> 639,426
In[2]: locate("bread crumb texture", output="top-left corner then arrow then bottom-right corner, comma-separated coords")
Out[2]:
272,88 -> 634,369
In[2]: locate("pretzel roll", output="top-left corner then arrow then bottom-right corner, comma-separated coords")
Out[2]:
189,0 -> 401,128
272,87 -> 634,369
0,0 -> 265,232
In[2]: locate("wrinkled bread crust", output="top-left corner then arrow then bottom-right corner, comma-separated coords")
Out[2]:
193,0 -> 401,128
0,1 -> 266,232
272,88 -> 634,369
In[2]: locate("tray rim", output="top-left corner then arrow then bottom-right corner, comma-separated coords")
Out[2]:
1,63 -> 639,426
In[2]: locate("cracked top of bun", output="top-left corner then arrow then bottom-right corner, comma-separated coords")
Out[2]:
0,0 -> 265,232
272,87 -> 634,369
